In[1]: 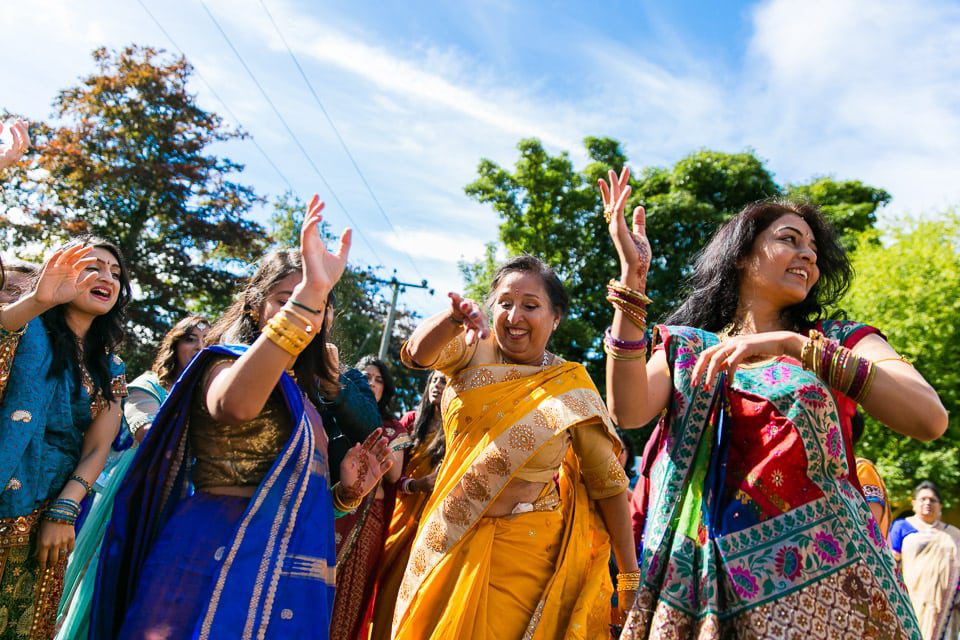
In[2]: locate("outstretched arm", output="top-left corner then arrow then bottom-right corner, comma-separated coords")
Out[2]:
404,292 -> 488,368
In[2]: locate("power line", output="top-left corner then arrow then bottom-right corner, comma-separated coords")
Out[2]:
135,0 -> 295,193
198,0 -> 387,266
257,0 -> 427,283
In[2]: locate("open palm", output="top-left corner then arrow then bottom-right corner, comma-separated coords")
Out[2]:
300,195 -> 352,295
34,245 -> 98,307
598,167 -> 652,287
339,428 -> 393,501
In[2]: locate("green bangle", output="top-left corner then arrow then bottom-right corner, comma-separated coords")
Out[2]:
289,299 -> 324,316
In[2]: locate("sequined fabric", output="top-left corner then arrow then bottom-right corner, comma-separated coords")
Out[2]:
188,359 -> 292,489
0,510 -> 68,640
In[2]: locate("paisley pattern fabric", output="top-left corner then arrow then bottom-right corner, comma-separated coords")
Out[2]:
620,322 -> 921,640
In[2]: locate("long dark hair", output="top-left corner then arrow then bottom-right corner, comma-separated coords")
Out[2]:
355,355 -> 395,420
666,199 -> 852,332
152,315 -> 210,388
205,249 -> 339,403
412,370 -> 445,466
41,236 -> 131,402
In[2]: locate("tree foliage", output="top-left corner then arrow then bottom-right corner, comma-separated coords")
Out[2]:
462,139 -> 889,388
1,46 -> 267,374
841,214 -> 960,509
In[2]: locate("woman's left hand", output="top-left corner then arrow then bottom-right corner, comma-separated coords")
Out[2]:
338,428 -> 394,502
615,588 -> 636,626
36,519 -> 75,573
692,331 -> 804,390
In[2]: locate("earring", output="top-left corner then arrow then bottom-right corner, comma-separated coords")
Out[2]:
247,307 -> 260,324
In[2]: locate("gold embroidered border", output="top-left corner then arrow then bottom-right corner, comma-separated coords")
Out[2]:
257,410 -> 313,639
198,409 -> 304,639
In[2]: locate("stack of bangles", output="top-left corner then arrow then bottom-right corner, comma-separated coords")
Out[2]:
262,299 -> 324,357
44,498 -> 81,525
331,482 -> 363,515
606,279 -> 651,332
800,330 -> 877,402
617,570 -> 641,592
603,327 -> 648,360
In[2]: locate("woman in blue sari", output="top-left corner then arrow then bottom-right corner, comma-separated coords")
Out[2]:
598,169 -> 948,639
0,238 -> 130,640
93,195 -> 394,640
55,316 -> 209,640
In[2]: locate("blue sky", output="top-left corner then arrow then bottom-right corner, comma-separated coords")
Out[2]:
3,0 -> 959,315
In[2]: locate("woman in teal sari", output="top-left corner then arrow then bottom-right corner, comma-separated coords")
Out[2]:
0,237 -> 130,640
92,195 -> 394,639
597,169 -> 948,639
54,316 -> 208,640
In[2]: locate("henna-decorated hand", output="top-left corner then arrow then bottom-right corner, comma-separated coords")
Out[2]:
691,331 -> 805,391
338,428 -> 393,502
447,292 -> 489,346
598,167 -> 651,289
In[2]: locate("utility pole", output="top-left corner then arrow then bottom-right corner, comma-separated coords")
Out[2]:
370,274 -> 433,360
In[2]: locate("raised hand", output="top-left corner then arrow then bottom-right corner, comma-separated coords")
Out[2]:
598,167 -> 652,288
33,244 -> 99,308
339,428 -> 394,502
0,120 -> 30,172
298,195 -> 351,305
448,292 -> 489,346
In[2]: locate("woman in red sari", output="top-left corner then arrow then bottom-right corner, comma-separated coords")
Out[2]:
330,356 -> 405,639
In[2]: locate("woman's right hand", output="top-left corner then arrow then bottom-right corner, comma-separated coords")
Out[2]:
415,469 -> 438,493
448,292 -> 489,345
296,194 -> 352,307
32,244 -> 100,308
0,119 -> 30,171
598,167 -> 651,289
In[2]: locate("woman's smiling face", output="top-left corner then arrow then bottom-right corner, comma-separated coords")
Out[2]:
490,270 -> 558,366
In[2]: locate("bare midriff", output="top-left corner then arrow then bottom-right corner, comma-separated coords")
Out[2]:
485,477 -> 547,517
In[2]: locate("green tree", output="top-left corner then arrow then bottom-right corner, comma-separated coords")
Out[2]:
462,140 -> 892,391
269,192 -> 427,412
0,46 -> 267,374
841,213 -> 960,509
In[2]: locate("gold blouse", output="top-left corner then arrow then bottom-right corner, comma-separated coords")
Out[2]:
189,357 -> 291,490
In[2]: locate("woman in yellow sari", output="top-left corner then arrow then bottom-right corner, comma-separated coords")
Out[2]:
394,255 -> 638,639
369,370 -> 447,639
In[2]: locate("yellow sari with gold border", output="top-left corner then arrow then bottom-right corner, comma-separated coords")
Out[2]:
392,360 -> 624,639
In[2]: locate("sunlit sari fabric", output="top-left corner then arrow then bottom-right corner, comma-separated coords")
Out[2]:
91,345 -> 336,640
369,412 -> 440,640
392,361 -> 622,639
621,323 -> 921,640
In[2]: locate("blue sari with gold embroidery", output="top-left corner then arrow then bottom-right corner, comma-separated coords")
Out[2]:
91,345 -> 336,639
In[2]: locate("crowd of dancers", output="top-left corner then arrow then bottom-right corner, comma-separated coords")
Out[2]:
0,123 -> 958,639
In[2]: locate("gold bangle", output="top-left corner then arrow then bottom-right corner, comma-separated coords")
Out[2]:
283,307 -> 316,334
267,313 -> 312,349
332,482 -> 363,512
874,355 -> 912,366
852,361 -> 878,403
263,324 -> 305,356
607,279 -> 652,305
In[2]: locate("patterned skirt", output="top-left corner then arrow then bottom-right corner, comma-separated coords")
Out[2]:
0,510 -> 68,640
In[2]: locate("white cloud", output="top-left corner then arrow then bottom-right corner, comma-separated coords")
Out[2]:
741,0 -> 960,214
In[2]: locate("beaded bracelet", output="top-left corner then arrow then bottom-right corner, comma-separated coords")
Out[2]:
70,474 -> 94,496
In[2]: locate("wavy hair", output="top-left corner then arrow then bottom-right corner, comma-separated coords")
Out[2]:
411,370 -> 446,466
205,249 -> 339,403
152,315 -> 210,388
665,199 -> 852,332
41,236 -> 132,402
